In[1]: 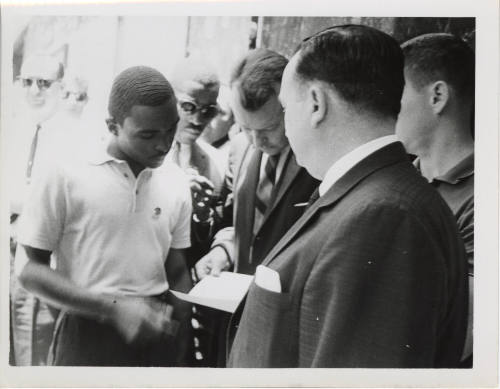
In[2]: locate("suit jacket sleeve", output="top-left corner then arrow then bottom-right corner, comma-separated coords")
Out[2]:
299,203 -> 446,368
210,227 -> 235,264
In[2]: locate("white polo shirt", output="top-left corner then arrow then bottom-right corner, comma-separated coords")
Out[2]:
17,147 -> 192,297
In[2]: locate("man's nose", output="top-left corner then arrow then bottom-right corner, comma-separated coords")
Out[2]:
29,82 -> 41,95
253,132 -> 267,148
189,111 -> 206,126
156,135 -> 173,153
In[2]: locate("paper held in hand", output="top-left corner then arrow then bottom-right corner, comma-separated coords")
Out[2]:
171,272 -> 254,313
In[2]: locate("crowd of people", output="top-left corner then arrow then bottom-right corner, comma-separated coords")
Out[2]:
8,24 -> 474,368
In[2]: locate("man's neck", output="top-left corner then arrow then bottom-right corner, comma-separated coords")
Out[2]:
417,121 -> 474,181
318,116 -> 396,179
106,142 -> 145,177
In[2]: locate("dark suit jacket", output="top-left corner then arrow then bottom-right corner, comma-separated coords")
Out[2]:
228,142 -> 468,368
213,132 -> 319,275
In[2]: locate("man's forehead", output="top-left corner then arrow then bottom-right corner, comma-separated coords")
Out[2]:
21,58 -> 60,79
176,79 -> 218,99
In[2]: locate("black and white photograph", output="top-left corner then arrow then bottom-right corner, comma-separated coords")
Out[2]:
0,0 -> 498,387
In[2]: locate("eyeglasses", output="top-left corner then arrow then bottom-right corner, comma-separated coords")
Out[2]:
19,77 -> 57,90
178,100 -> 219,119
63,91 -> 88,102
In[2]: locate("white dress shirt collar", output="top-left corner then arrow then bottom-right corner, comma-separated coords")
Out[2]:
319,135 -> 398,197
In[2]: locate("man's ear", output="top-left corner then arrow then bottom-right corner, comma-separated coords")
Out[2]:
309,84 -> 327,128
429,81 -> 450,115
105,118 -> 119,135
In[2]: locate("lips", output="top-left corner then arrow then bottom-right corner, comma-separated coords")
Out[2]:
151,154 -> 167,164
186,125 -> 203,134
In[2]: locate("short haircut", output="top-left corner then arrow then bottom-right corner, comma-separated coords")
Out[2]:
401,33 -> 475,101
294,24 -> 405,118
230,48 -> 288,111
171,56 -> 220,92
108,66 -> 175,125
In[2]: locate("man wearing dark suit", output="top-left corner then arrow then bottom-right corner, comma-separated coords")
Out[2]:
195,48 -> 319,280
194,49 -> 319,365
228,25 -> 468,368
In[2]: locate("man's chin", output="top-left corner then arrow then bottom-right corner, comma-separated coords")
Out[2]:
148,156 -> 166,168
259,146 -> 279,156
179,128 -> 203,143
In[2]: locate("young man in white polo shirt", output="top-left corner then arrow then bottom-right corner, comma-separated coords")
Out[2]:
16,66 -> 193,366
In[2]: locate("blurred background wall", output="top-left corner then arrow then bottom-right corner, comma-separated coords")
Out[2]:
7,15 -> 475,131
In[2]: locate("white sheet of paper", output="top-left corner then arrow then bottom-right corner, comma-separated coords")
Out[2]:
170,272 -> 253,313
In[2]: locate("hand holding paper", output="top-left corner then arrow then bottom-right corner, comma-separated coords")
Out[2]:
171,272 -> 253,313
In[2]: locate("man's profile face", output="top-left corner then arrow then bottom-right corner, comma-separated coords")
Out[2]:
112,100 -> 179,170
20,57 -> 62,120
175,79 -> 219,144
279,54 -> 311,166
395,72 -> 433,154
230,85 -> 289,156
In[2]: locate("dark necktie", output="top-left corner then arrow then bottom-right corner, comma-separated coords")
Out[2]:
26,124 -> 41,182
254,153 -> 280,233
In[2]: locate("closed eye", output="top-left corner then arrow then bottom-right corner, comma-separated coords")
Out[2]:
138,131 -> 158,140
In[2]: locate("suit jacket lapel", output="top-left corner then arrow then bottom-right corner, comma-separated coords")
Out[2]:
262,142 -> 409,267
267,151 -> 298,214
254,151 -> 300,236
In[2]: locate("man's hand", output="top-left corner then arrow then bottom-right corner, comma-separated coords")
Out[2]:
195,246 -> 231,280
108,297 -> 177,345
186,168 -> 216,223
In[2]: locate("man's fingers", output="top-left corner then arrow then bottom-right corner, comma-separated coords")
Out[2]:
190,182 -> 203,193
210,266 -> 222,277
195,258 -> 212,279
191,175 -> 215,189
164,304 -> 174,321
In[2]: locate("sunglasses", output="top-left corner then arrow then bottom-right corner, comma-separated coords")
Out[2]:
178,100 -> 219,119
63,91 -> 88,102
19,77 -> 57,90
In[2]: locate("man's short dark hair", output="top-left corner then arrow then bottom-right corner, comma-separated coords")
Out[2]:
230,48 -> 288,111
294,24 -> 405,118
108,66 -> 175,125
401,33 -> 475,101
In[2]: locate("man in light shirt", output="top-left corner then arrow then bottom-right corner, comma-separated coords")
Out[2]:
16,66 -> 193,366
9,54 -> 65,366
228,24 -> 468,368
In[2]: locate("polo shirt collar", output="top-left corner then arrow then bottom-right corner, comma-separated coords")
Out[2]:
88,139 -> 124,166
414,152 -> 474,184
87,138 -> 154,175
